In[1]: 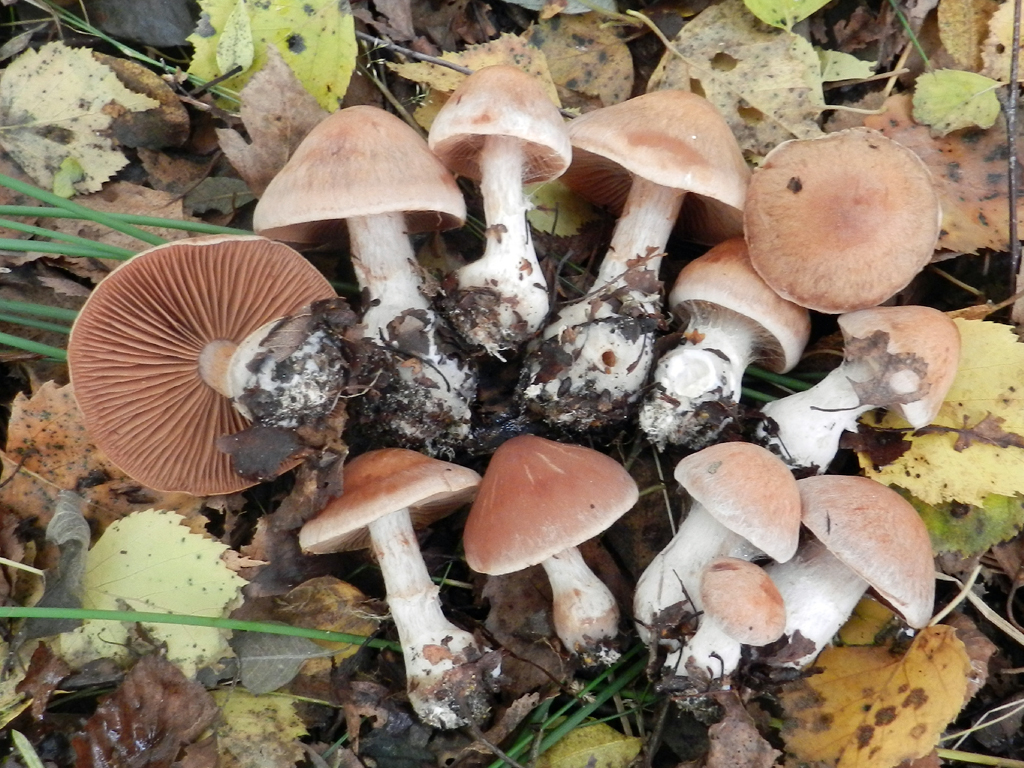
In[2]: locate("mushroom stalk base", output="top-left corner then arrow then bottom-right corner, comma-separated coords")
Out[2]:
368,509 -> 493,728
540,546 -> 621,666
664,615 -> 743,684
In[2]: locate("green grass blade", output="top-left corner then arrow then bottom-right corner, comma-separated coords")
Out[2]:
0,300 -> 79,322
0,217 -> 134,258
745,365 -> 814,391
0,237 -> 125,260
0,206 -> 254,237
0,314 -> 71,334
0,332 -> 67,359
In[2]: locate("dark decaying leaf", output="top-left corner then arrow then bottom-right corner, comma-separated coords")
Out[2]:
16,642 -> 72,721
230,631 -> 332,695
705,691 -> 780,768
70,654 -> 219,768
88,0 -> 195,47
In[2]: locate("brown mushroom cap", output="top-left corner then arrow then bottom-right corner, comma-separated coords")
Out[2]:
428,65 -> 571,184
744,128 -> 941,313
798,475 -> 935,628
253,106 -> 466,243
674,442 -> 801,563
559,90 -> 750,244
669,237 -> 811,372
463,435 -> 639,575
68,235 -> 336,496
299,448 -> 481,554
700,557 -> 786,645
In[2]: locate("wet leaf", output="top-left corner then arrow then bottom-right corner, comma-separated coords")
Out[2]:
860,319 -> 1024,506
938,0 -> 999,70
744,0 -> 832,30
537,721 -> 642,768
0,42 -> 158,193
230,632 -> 332,694
213,688 -> 306,768
16,643 -> 72,721
817,49 -> 876,81
913,70 -> 1001,135
781,626 -> 971,768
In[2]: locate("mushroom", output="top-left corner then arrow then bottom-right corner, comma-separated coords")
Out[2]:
664,557 -> 786,685
757,305 -> 961,472
744,128 -> 941,314
639,238 -> 810,449
253,106 -> 476,453
633,442 -> 801,654
462,435 -> 638,665
763,475 -> 935,669
299,448 -> 497,729
520,90 -> 750,428
68,235 -> 341,495
428,65 -> 572,355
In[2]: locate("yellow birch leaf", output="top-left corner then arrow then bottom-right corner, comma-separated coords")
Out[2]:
837,598 -> 897,647
817,49 -> 876,82
537,722 -> 643,768
216,0 -> 255,76
938,0 -> 1000,70
526,180 -> 599,237
743,0 -> 832,30
860,319 -> 1024,506
213,689 -> 306,767
982,0 -> 1024,80
781,626 -> 970,768
913,69 -> 1001,135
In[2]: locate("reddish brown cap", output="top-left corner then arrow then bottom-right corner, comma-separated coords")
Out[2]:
744,128 -> 941,313
837,305 -> 960,428
559,90 -> 750,244
798,475 -> 935,628
428,65 -> 571,184
464,435 -> 638,575
253,106 -> 466,243
674,442 -> 801,563
300,449 -> 481,554
68,236 -> 336,495
700,557 -> 786,645
669,237 -> 810,373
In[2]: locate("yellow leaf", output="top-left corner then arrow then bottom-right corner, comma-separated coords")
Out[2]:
277,576 -> 380,660
52,157 -> 85,199
526,180 -> 599,237
0,42 -> 158,193
213,689 -> 306,767
817,49 -> 876,82
938,0 -> 999,70
860,319 -> 1024,506
648,0 -> 824,156
913,69 -> 1001,135
743,0 -> 832,30
838,598 -> 897,647
982,0 -> 1024,81
781,626 -> 970,768
188,0 -> 356,111
538,722 -> 643,768
216,0 -> 255,76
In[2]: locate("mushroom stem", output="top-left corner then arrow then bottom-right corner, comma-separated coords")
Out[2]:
664,613 -> 743,681
632,504 -> 762,647
367,508 -> 491,729
540,546 -> 621,665
763,539 -> 870,669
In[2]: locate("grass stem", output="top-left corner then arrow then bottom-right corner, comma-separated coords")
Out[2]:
0,206 -> 254,237
0,332 -> 67,359
0,218 -> 134,258
0,300 -> 79,322
0,313 -> 71,334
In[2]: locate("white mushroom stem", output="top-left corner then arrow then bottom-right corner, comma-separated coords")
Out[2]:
632,504 -> 763,647
367,508 -> 487,729
540,546 -> 620,664
456,136 -> 549,350
663,613 -> 744,681
763,539 -> 869,669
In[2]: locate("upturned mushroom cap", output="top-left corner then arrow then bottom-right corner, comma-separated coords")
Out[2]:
68,235 -> 336,496
463,435 -> 639,575
744,128 -> 941,313
798,475 -> 935,628
253,106 -> 466,243
559,90 -> 750,244
700,557 -> 786,645
838,305 -> 960,429
299,449 -> 482,554
674,442 -> 801,563
669,237 -> 811,372
428,65 -> 571,184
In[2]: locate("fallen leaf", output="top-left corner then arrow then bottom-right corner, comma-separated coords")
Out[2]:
229,632 -> 332,695
16,642 -> 71,721
88,0 -> 195,47
218,0 -> 255,76
276,575 -> 381,660
94,53 -> 190,150
913,70 -> 1001,135
744,0 -> 832,30
706,691 -> 780,768
837,597 -> 898,647
981,0 -> 1024,80
537,721 -> 642,768
526,180 -> 600,237
57,509 -> 246,677
938,0 -> 1000,70
0,42 -> 158,193
648,0 -> 825,156
946,613 -> 997,701
781,625 -> 971,768
213,688 -> 307,768
184,177 -> 256,215
818,49 -> 877,81
860,319 -> 1024,506
502,0 -> 615,15
863,93 -> 1023,254
189,0 -> 357,111
905,491 -> 1024,556
216,46 -> 328,197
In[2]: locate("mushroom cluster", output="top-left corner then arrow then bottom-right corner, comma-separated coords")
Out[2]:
66,72 -> 958,729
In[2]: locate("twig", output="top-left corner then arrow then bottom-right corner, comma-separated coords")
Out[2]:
935,572 -> 1024,648
1009,0 -> 1023,320
930,564 -> 982,625
356,31 -> 473,75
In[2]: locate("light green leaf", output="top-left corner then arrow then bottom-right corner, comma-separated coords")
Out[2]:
526,180 -> 599,237
216,0 -> 254,76
743,0 -> 832,30
913,69 -> 1001,135
901,489 -> 1024,557
817,49 -> 876,82
52,157 -> 85,199
538,722 -> 642,768
189,0 -> 357,111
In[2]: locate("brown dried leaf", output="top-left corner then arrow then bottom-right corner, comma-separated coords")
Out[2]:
16,642 -> 72,721
707,691 -> 781,768
946,613 -> 997,701
938,0 -> 1000,70
93,53 -> 190,149
71,654 -> 219,768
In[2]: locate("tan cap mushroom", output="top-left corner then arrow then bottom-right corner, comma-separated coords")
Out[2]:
68,235 -> 336,495
299,449 -> 491,729
744,128 -> 941,313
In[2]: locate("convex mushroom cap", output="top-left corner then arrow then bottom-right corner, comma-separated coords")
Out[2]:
68,235 -> 336,495
744,128 -> 941,313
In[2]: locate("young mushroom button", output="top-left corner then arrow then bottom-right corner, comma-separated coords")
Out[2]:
428,65 -> 572,356
68,235 -> 339,495
463,435 -> 639,666
298,449 -> 496,730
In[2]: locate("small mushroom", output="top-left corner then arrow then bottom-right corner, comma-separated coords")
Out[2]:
68,235 -> 341,495
763,476 -> 935,669
758,305 -> 961,471
299,449 -> 497,729
463,435 -> 638,665
639,238 -> 810,449
428,65 -> 571,355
